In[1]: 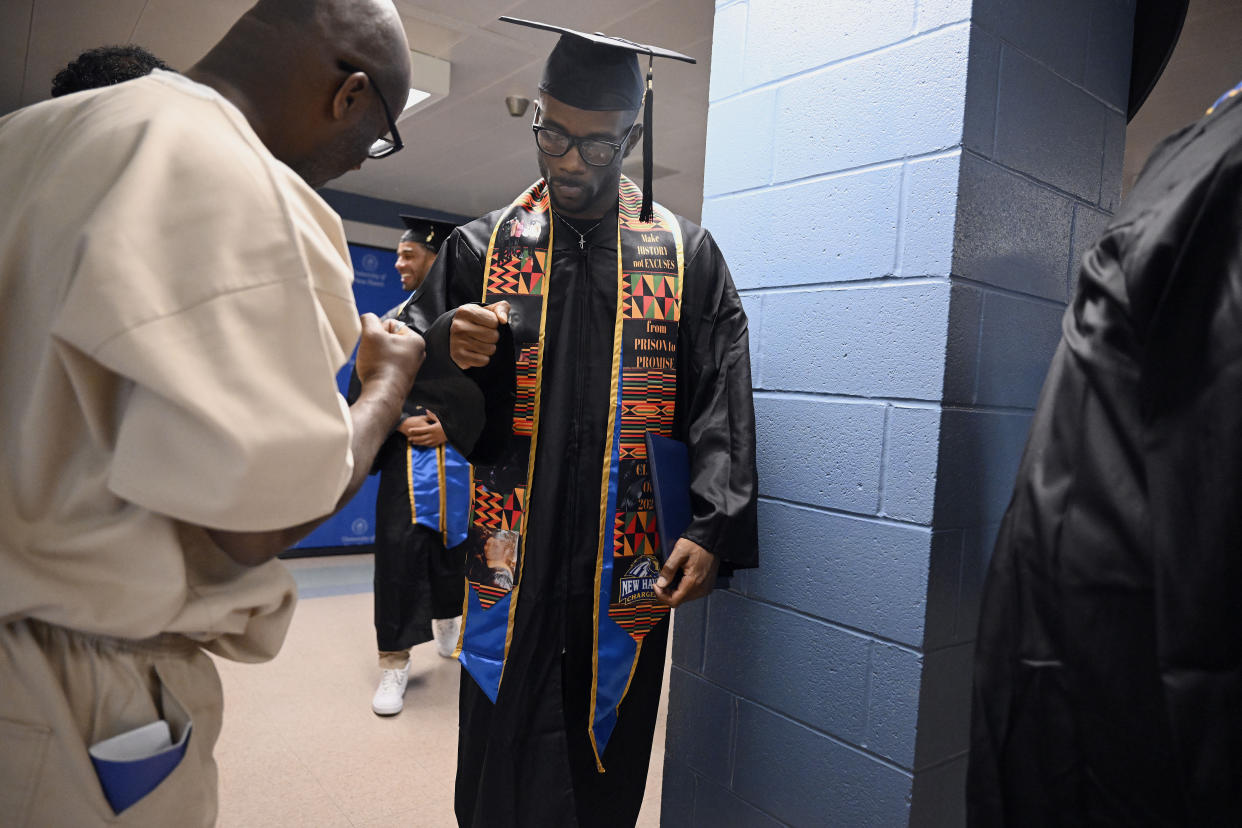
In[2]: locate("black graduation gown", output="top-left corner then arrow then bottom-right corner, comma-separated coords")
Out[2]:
968,92 -> 1242,825
402,203 -> 758,827
354,305 -> 465,653
370,433 -> 465,650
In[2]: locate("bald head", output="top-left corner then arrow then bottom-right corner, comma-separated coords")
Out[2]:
249,0 -> 410,103
188,0 -> 411,187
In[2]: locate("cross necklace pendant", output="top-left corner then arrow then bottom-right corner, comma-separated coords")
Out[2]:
553,209 -> 602,250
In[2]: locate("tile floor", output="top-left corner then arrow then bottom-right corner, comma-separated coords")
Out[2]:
211,554 -> 668,827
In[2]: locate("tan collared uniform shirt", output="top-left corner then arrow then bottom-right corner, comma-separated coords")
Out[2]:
0,70 -> 360,660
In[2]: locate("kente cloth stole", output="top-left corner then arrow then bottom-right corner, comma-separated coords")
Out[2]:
455,177 -> 684,769
406,443 -> 470,548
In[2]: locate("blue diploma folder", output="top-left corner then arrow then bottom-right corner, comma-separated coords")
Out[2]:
88,720 -> 191,814
645,432 -> 692,560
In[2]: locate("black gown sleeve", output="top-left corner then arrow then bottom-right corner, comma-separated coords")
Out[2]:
675,225 -> 759,570
1140,140 -> 1242,823
399,223 -> 515,465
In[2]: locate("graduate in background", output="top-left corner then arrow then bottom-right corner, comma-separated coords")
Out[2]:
401,18 -> 759,827
969,79 -> 1242,826
368,214 -> 470,717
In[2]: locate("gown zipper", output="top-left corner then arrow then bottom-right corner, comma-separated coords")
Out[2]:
562,241 -> 592,655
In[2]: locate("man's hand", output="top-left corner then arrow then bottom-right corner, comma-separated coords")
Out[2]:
355,314 -> 424,397
207,316 -> 424,569
450,301 -> 510,370
654,538 -> 720,608
400,412 -> 447,447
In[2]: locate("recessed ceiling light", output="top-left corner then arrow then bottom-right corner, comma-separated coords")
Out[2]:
393,50 -> 450,123
404,89 -> 431,112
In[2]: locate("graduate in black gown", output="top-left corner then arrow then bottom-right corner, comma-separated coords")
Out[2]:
969,80 -> 1242,826
362,215 -> 471,718
401,18 -> 758,827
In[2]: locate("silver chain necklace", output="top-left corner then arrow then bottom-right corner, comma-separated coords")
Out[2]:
552,208 -> 603,250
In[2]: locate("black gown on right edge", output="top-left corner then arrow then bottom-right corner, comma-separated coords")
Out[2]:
404,204 -> 758,828
968,90 -> 1242,825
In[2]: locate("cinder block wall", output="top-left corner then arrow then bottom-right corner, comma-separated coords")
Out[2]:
662,0 -> 1135,825
664,1 -> 969,824
915,1 -> 1134,823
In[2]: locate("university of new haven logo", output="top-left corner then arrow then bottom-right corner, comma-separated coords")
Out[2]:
618,555 -> 661,604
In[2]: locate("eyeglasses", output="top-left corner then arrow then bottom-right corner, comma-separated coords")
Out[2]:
339,62 -> 404,159
531,120 -> 637,167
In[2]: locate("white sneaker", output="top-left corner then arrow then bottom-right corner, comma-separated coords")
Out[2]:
432,616 -> 461,659
371,663 -> 409,716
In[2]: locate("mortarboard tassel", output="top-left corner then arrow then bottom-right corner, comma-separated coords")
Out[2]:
640,57 -> 654,224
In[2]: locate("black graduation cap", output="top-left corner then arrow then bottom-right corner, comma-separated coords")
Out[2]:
1127,0 -> 1188,121
399,213 -> 457,252
499,16 -> 696,223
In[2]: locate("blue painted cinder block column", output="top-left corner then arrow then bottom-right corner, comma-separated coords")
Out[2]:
663,0 -> 1135,825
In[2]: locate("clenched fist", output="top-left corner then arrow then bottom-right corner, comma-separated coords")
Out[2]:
355,313 -> 425,399
450,301 -> 510,370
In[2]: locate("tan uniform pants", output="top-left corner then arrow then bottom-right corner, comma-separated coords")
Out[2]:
378,649 -> 410,669
0,619 -> 222,827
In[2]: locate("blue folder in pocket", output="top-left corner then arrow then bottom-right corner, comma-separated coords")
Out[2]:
88,720 -> 191,814
645,432 -> 692,561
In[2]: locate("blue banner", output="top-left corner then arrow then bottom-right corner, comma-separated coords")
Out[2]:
291,241 -> 409,551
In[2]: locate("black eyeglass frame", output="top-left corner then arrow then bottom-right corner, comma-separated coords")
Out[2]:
530,117 -> 639,167
338,61 -> 404,159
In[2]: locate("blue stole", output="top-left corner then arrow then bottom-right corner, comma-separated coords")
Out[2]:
407,442 -> 470,548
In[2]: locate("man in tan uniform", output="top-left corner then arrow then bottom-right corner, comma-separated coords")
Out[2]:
0,1 -> 422,825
